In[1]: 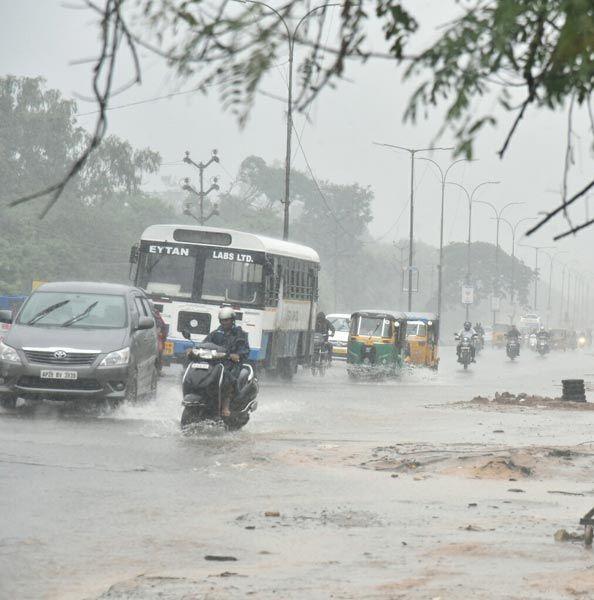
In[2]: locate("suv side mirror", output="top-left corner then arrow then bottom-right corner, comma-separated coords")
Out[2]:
0,310 -> 13,324
136,316 -> 154,330
181,329 -> 192,340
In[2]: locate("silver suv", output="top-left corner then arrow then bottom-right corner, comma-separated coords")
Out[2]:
0,282 -> 158,408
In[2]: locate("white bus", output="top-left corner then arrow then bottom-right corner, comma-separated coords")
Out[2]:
130,224 -> 320,378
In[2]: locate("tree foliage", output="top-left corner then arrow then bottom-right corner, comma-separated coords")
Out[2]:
0,76 -> 173,293
130,0 -> 593,159
0,76 -> 160,206
441,241 -> 533,307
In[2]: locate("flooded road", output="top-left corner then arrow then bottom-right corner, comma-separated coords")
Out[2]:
2,348 -> 594,599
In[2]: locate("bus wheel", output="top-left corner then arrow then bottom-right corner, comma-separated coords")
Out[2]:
279,359 -> 294,381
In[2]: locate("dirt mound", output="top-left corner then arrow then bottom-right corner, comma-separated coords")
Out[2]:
465,391 -> 594,410
471,456 -> 533,479
362,443 -> 594,483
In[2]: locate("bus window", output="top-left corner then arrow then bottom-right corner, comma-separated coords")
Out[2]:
201,258 -> 263,304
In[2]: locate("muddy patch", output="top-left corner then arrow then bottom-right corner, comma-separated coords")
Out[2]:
458,391 -> 594,411
236,507 -> 384,530
361,443 -> 594,483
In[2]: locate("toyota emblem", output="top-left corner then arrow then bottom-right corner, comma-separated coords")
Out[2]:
53,350 -> 67,360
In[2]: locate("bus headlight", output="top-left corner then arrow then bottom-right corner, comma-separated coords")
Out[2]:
99,347 -> 130,367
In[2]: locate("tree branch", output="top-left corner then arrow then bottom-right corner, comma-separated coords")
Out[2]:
526,178 -> 594,236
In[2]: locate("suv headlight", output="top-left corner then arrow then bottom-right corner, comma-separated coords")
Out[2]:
99,347 -> 130,367
0,341 -> 21,364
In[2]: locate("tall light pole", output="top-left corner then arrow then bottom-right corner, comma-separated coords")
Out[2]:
474,200 -> 524,326
542,250 -> 567,327
519,244 -> 555,312
238,0 -> 339,240
499,216 -> 537,321
446,180 -> 500,320
415,157 -> 470,319
374,143 -> 453,311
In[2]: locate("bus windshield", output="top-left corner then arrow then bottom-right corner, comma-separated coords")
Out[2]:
138,246 -> 264,305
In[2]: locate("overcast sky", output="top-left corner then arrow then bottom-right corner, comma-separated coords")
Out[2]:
1,0 -> 593,280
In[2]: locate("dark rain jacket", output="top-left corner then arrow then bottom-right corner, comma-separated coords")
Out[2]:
204,324 -> 250,362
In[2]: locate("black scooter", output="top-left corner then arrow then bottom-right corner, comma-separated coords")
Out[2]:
506,339 -> 520,360
536,337 -> 549,356
456,333 -> 475,370
180,340 -> 258,430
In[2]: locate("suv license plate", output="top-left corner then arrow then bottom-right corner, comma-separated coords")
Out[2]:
191,363 -> 209,370
40,370 -> 78,380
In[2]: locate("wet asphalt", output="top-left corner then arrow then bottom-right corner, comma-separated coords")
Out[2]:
2,347 -> 594,599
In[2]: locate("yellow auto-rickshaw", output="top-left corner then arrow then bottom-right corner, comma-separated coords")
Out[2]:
492,322 -> 510,348
404,312 -> 439,370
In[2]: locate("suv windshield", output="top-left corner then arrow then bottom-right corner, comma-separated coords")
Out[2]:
19,292 -> 127,329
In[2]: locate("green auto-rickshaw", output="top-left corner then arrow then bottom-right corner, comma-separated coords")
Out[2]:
347,310 -> 407,379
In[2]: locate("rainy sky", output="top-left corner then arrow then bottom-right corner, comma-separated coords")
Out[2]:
1,0 -> 593,277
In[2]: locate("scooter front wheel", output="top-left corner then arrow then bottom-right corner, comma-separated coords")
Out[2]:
181,406 -> 205,428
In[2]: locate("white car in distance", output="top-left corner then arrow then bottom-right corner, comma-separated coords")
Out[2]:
327,313 -> 350,359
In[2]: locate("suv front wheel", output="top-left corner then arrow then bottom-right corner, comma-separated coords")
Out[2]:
0,394 -> 17,409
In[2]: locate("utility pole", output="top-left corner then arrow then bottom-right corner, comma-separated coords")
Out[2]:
416,157 -> 470,319
374,143 -> 452,311
446,180 -> 500,320
474,200 -> 523,326
238,0 -> 339,240
183,150 -> 220,224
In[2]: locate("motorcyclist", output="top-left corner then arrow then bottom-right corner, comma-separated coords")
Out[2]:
315,311 -> 335,362
474,322 -> 485,350
536,326 -> 549,341
505,324 -> 521,355
457,321 -> 476,362
315,311 -> 336,337
203,307 -> 250,417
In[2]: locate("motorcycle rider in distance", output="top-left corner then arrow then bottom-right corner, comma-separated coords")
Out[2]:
315,311 -> 335,362
457,321 -> 476,362
474,322 -> 485,351
506,324 -> 521,355
537,325 -> 549,341
203,307 -> 250,417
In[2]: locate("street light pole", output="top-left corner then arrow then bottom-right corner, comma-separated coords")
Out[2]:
474,200 -> 523,326
499,216 -> 537,322
519,244 -> 555,312
416,157 -> 470,319
374,143 -> 453,311
238,0 -> 339,240
542,250 -> 567,327
446,180 -> 500,320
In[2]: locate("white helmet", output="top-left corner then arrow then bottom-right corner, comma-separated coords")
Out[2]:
218,307 -> 235,321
